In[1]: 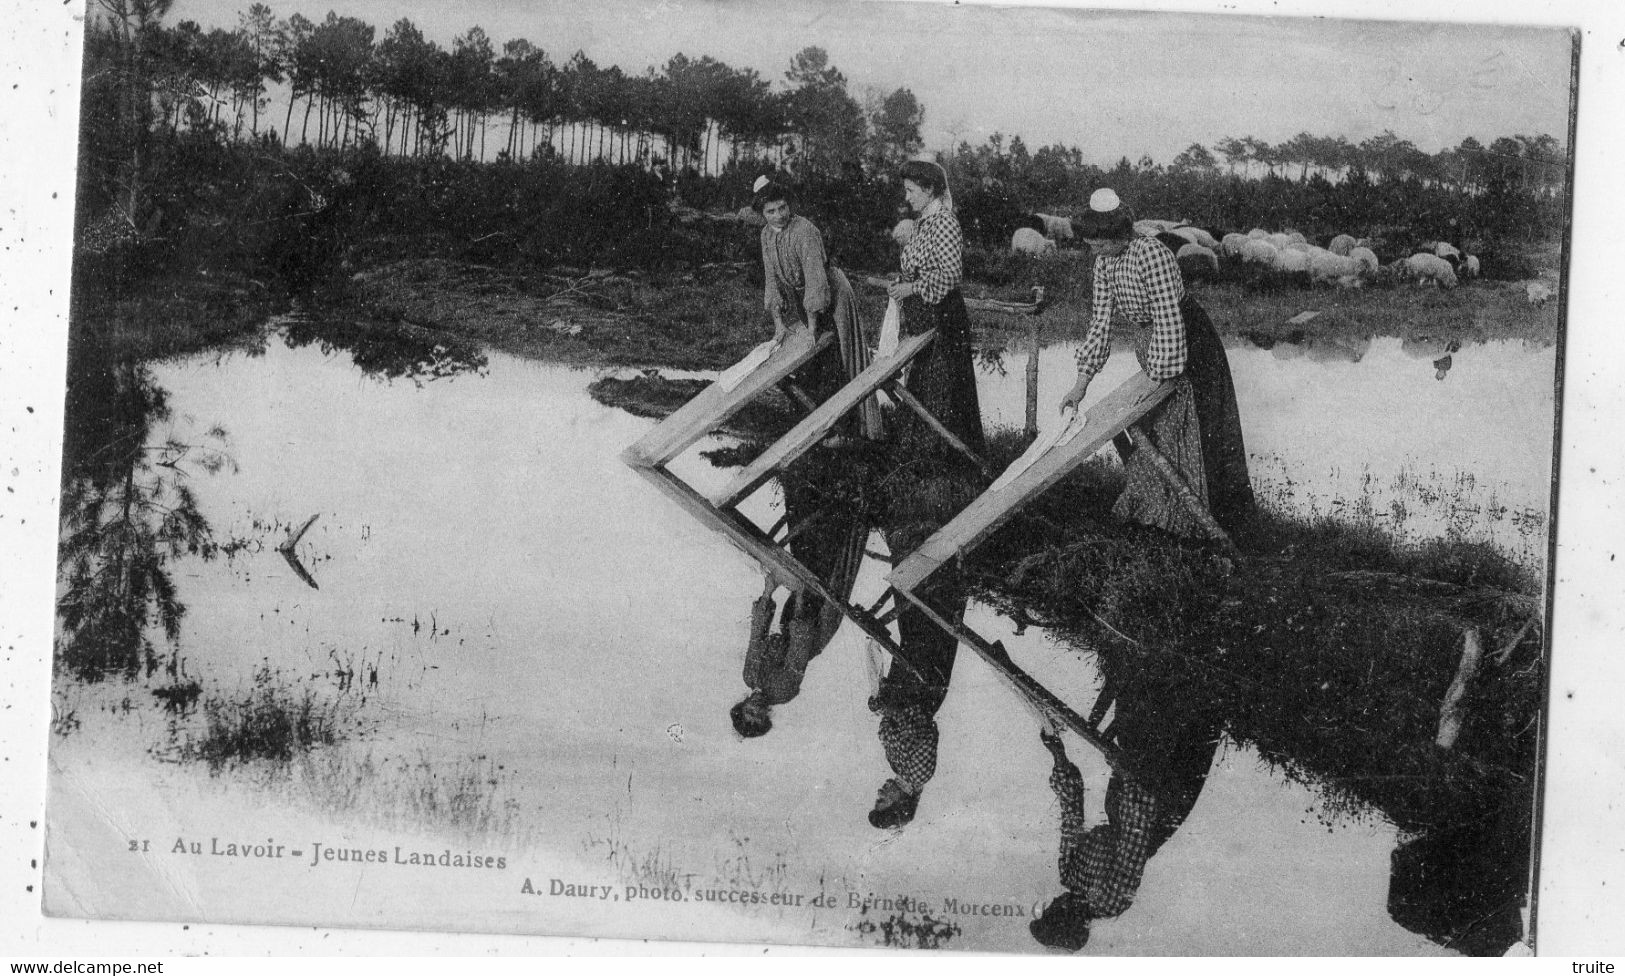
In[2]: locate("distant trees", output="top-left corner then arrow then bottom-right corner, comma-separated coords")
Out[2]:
76,1 -> 1568,248
84,6 -> 935,177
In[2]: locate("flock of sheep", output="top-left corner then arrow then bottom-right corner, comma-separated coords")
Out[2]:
1002,213 -> 1547,299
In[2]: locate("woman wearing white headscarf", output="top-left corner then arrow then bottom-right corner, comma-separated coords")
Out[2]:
1062,187 -> 1254,538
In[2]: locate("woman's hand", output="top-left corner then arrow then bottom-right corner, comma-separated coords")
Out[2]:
771,309 -> 788,344
886,280 -> 915,302
1059,375 -> 1091,415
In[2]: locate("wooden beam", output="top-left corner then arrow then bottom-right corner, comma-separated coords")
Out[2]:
892,586 -> 1129,775
708,331 -> 938,509
886,380 -> 994,478
627,463 -> 924,681
887,371 -> 1172,594
779,380 -> 818,414
860,279 -> 1048,317
621,329 -> 834,467
1124,423 -> 1236,552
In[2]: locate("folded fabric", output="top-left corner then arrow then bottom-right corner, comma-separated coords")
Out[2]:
987,407 -> 1078,492
877,298 -> 902,359
716,338 -> 780,392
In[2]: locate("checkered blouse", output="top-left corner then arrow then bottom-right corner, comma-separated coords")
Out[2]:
1073,236 -> 1188,382
1054,760 -> 1158,919
899,199 -> 963,305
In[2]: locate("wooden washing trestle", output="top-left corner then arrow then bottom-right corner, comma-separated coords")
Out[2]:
619,281 -> 1238,778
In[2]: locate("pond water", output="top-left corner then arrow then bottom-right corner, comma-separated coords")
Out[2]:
46,321 -> 1552,954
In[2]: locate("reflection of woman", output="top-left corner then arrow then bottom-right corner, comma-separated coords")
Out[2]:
731,475 -> 868,738
754,177 -> 881,438
1029,657 -> 1224,951
1061,188 -> 1254,538
868,159 -> 988,830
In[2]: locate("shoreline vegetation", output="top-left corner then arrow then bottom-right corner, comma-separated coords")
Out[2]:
63,11 -> 1558,885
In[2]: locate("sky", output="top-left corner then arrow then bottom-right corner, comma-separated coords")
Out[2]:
163,0 -> 1576,166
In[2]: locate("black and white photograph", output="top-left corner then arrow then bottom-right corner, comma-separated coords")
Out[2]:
5,0 -> 1622,959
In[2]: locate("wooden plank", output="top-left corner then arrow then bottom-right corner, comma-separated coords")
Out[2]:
892,586 -> 1128,775
887,371 -> 1172,594
886,380 -> 992,477
708,331 -> 938,508
626,463 -> 922,679
622,329 -> 834,467
1125,423 -> 1236,550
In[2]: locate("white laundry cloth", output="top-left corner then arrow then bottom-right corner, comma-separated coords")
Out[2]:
877,298 -> 902,359
716,338 -> 780,392
987,407 -> 1079,493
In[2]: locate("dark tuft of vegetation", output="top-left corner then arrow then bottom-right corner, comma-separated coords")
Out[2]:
182,666 -> 346,770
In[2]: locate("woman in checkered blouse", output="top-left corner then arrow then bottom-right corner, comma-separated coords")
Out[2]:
867,159 -> 988,830
1062,189 -> 1254,538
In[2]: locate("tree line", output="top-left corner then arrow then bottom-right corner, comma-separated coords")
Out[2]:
83,0 -> 926,181
79,0 -> 1567,281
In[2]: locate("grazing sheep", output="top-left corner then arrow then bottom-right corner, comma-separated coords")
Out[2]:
1132,220 -> 1161,238
1265,232 -> 1292,250
891,219 -> 917,246
1462,254 -> 1481,279
1240,239 -> 1280,265
1284,230 -> 1307,244
1176,242 -> 1219,273
1011,226 -> 1057,256
1328,234 -> 1357,256
1221,232 -> 1251,257
1011,213 -> 1046,236
1309,250 -> 1367,285
1273,248 -> 1311,274
1434,241 -> 1463,261
1284,240 -> 1313,254
1037,212 -> 1075,241
1348,246 -> 1379,275
1525,281 -> 1554,307
1403,252 -> 1459,289
1247,228 -> 1269,239
1152,232 -> 1192,256
1171,226 -> 1220,250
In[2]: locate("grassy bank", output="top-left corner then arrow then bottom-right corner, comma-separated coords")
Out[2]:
340,245 -> 1558,378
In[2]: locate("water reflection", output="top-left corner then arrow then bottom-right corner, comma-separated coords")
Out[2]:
280,309 -> 489,384
732,462 -> 868,738
1031,646 -> 1224,951
56,345 -> 230,680
1244,329 -> 1374,364
54,316 -> 489,682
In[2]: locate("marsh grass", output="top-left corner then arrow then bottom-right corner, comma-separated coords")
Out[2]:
288,750 -> 528,844
582,807 -> 693,892
180,665 -> 348,770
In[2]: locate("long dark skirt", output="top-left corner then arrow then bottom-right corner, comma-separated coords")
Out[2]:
1115,297 -> 1254,538
785,268 -> 883,439
895,288 -> 987,463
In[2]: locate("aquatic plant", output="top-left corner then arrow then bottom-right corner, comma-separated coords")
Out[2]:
183,665 -> 345,770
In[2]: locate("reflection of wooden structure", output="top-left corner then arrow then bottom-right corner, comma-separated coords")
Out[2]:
623,329 -> 833,466
891,372 -> 1163,594
710,331 -> 940,507
621,301 -> 1157,777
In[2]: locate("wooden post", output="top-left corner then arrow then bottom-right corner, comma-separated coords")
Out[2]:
885,380 -> 993,478
1024,316 -> 1041,441
1436,627 -> 1484,749
892,586 -> 1130,776
1125,423 -> 1236,551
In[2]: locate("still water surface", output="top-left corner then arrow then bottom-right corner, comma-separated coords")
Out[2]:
51,325 -> 1553,953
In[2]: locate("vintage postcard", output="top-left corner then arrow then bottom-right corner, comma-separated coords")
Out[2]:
35,0 -> 1575,955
